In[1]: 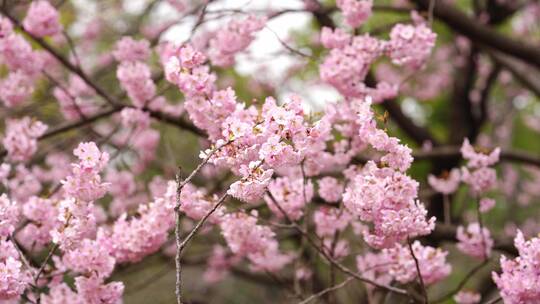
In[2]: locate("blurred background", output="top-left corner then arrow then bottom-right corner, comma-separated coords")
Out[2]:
1,0 -> 540,303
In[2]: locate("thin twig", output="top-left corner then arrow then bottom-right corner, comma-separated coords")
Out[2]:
266,192 -> 408,296
8,236 -> 32,271
174,140 -> 232,304
484,296 -> 502,304
264,25 -> 313,59
298,277 -> 355,304
0,10 -> 118,107
34,243 -> 58,285
407,237 -> 428,303
432,259 -> 489,303
175,191 -> 228,304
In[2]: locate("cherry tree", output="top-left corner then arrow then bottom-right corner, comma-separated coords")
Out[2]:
1,0 -> 540,303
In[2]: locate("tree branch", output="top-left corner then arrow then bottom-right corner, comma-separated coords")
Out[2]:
428,224 -> 516,256
413,146 -> 540,168
366,73 -> 440,146
489,51 -> 540,98
266,192 -> 409,296
0,9 -> 118,107
410,0 -> 540,68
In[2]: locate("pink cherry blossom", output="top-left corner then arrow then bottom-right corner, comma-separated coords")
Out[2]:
387,22 -> 437,69
73,142 -> 109,171
17,196 -> 57,250
313,207 -> 351,237
479,197 -> 496,213
344,160 -> 434,248
320,35 -> 386,98
105,170 -> 136,199
97,183 -> 176,263
203,245 -> 238,283
493,231 -> 540,304
2,117 -> 47,162
461,166 -> 497,194
6,165 -> 42,202
2,2 -> 539,302
112,36 -> 151,62
74,274 -> 124,304
0,16 -> 13,39
228,161 -> 274,204
356,251 -> 393,289
0,256 -> 32,301
336,0 -> 373,28
454,290 -> 481,304
428,168 -> 461,195
167,0 -> 187,12
62,239 -> 116,278
51,198 -> 97,251
117,61 -> 156,108
456,222 -> 493,259
384,241 -> 451,285
0,34 -> 43,75
0,71 -> 34,108
265,176 -> 314,220
0,194 -> 19,238
42,283 -> 84,304
259,135 -> 303,169
322,238 -> 350,260
178,44 -> 207,69
317,177 -> 344,203
23,0 -> 62,37
220,211 -> 292,272
208,15 -> 267,67
179,183 -> 225,223
461,138 -> 501,168
320,27 -> 351,49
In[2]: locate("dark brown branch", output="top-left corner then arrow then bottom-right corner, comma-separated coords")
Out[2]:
380,98 -> 439,146
428,225 -> 517,256
410,0 -> 540,68
145,108 -> 206,137
433,259 -> 489,303
489,51 -> 540,98
413,146 -> 540,168
367,73 -> 440,146
266,192 -> 409,296
407,238 -> 428,303
0,10 -> 118,107
450,48 -> 479,144
477,64 -> 501,128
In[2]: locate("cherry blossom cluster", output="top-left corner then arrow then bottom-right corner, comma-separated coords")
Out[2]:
493,231 -> 540,303
52,75 -> 98,121
336,0 -> 373,28
2,118 -> 48,163
0,142 -> 122,302
208,15 -> 267,67
356,240 -> 451,287
343,98 -> 434,248
460,138 -> 500,194
0,239 -> 32,301
319,12 -> 436,101
0,1 -> 62,109
219,211 -> 292,272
